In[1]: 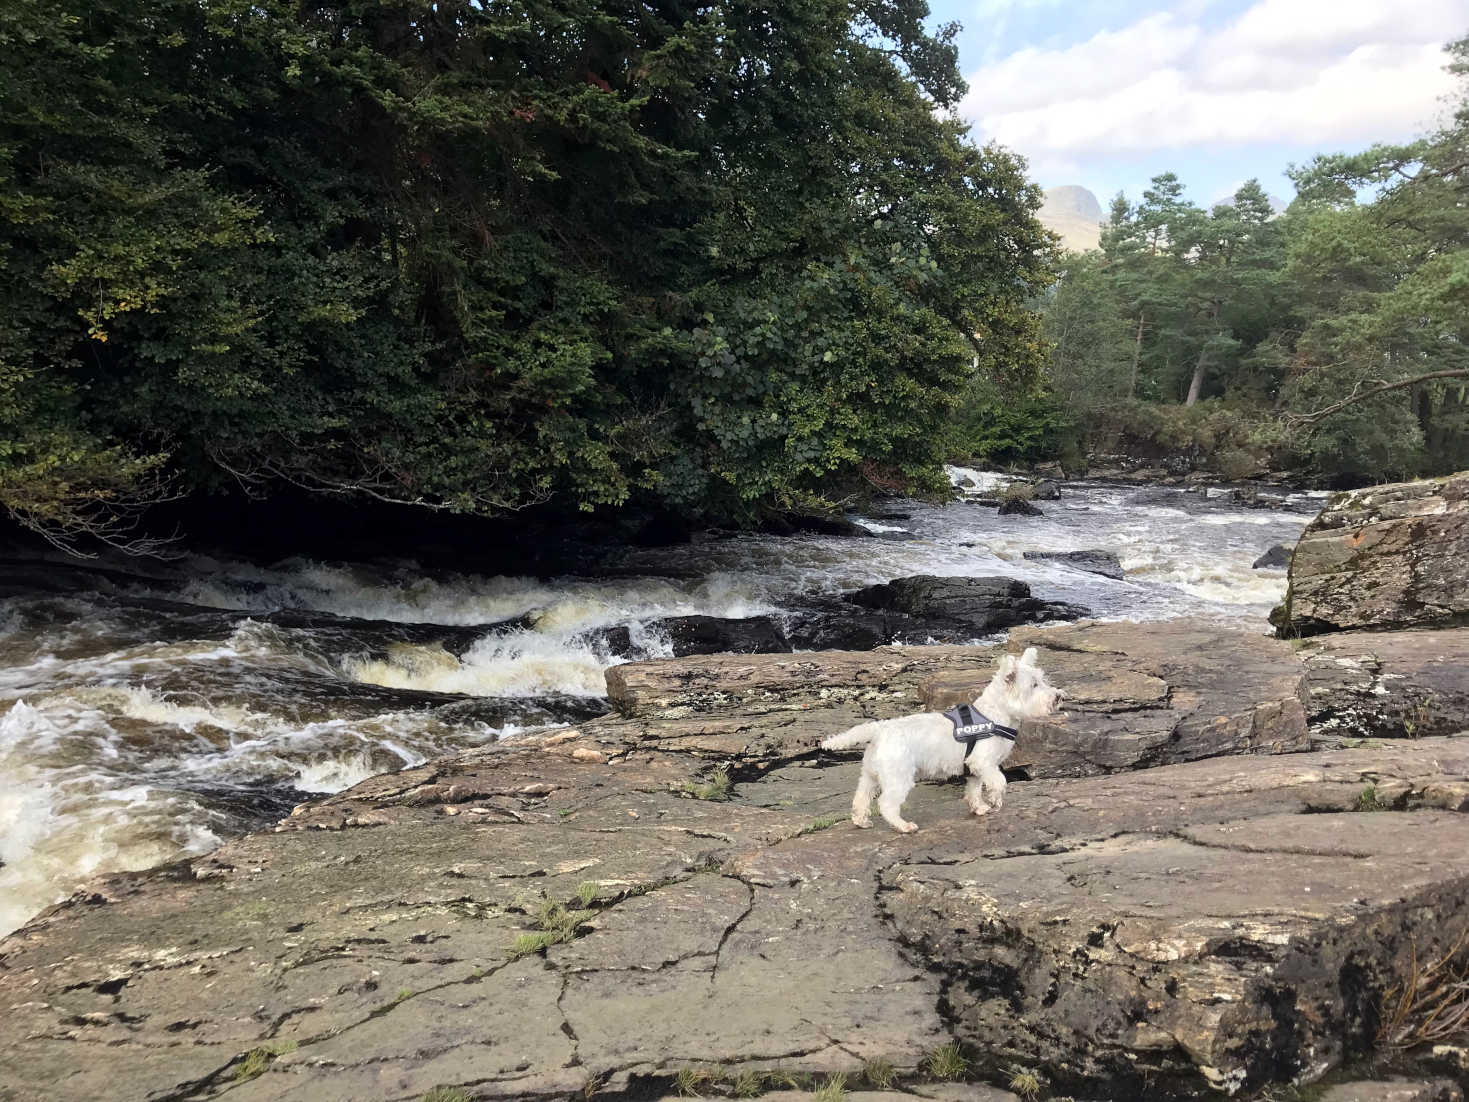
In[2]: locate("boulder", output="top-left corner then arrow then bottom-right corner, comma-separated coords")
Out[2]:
655,614 -> 792,656
1031,478 -> 1061,500
998,497 -> 1043,516
1274,471 -> 1469,635
1252,543 -> 1292,569
1022,549 -> 1125,580
845,575 -> 1087,636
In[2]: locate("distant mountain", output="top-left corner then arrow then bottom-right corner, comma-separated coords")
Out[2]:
1038,185 -> 1103,253
1208,190 -> 1288,215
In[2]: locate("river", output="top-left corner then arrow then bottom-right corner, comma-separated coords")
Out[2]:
0,470 -> 1324,936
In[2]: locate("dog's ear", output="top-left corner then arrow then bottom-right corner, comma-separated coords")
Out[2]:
1019,646 -> 1039,667
998,653 -> 1017,685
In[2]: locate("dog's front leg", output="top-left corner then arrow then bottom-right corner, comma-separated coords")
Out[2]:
964,774 -> 991,816
979,764 -> 1007,810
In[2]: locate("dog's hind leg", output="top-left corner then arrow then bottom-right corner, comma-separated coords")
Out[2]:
876,777 -> 918,833
851,767 -> 878,828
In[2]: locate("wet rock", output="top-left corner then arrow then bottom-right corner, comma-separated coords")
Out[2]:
1275,471 -> 1469,635
1022,549 -> 1124,580
1032,479 -> 1061,500
1253,543 -> 1292,569
658,614 -> 792,656
845,575 -> 1087,636
998,497 -> 1043,516
763,513 -> 870,538
1319,1081 -> 1463,1102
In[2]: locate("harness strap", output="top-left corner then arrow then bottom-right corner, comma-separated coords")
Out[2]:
943,703 -> 1019,759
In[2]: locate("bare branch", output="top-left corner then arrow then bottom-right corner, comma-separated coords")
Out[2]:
1285,368 -> 1469,429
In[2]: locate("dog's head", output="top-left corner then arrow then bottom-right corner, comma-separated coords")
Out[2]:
993,646 -> 1065,718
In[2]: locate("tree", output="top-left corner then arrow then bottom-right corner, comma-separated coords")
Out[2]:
0,0 -> 1055,544
1280,34 -> 1469,479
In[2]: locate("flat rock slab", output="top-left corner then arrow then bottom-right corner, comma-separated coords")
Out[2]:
1300,627 -> 1469,742
1320,1081 -> 1464,1102
920,620 -> 1309,776
1278,471 -> 1469,635
7,732 -> 1469,1101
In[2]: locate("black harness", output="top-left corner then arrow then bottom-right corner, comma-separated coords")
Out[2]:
943,703 -> 1018,759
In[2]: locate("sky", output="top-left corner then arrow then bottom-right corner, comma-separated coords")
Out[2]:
927,0 -> 1466,207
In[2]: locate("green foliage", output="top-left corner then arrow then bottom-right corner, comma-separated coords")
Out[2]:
0,0 -> 1055,539
422,1089 -> 473,1102
1355,784 -> 1386,813
810,1072 -> 847,1101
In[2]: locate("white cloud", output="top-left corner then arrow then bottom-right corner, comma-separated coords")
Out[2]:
959,0 -> 1463,175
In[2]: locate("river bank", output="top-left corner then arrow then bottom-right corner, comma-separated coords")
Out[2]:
0,471 -> 1320,938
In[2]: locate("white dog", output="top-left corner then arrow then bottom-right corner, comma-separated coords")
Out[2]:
821,647 -> 1063,832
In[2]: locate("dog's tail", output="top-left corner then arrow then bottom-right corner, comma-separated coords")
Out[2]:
821,721 -> 881,752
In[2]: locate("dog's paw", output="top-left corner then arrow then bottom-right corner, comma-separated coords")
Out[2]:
968,802 -> 991,816
852,815 -> 872,829
897,821 -> 918,834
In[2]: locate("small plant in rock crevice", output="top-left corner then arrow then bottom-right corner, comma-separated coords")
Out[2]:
674,1066 -> 713,1096
508,894 -> 596,958
232,1039 -> 295,1082
731,1069 -> 764,1097
422,1089 -> 472,1102
797,815 -> 843,837
862,1056 -> 896,1089
810,1071 -> 847,1100
1355,783 -> 1387,812
925,1041 -> 968,1080
1008,1064 -> 1043,1099
681,767 -> 732,801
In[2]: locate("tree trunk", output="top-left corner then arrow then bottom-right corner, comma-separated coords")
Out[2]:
1185,346 -> 1208,407
1129,312 -> 1144,398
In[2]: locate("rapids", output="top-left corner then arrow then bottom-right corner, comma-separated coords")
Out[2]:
0,471 -> 1323,936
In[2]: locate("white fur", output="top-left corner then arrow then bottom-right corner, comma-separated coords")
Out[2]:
821,646 -> 1064,832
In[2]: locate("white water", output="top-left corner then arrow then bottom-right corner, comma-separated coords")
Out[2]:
0,473 -> 1323,936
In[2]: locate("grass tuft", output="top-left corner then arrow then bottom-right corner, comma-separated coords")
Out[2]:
509,894 -> 595,958
810,1072 -> 847,1101
577,881 -> 599,907
862,1056 -> 896,1089
925,1042 -> 968,1081
422,1089 -> 472,1102
1008,1065 -> 1042,1099
797,815 -> 843,837
674,1066 -> 712,1096
731,1069 -> 764,1098
681,767 -> 732,801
